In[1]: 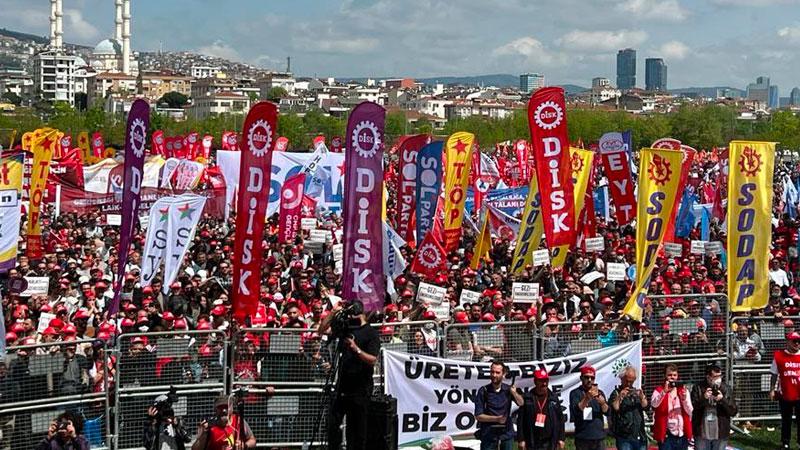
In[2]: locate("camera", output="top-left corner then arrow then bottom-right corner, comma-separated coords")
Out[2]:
56,418 -> 70,432
153,386 -> 179,418
669,381 -> 684,388
329,302 -> 363,339
711,387 -> 721,397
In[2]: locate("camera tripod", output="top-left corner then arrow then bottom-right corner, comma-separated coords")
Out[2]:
305,336 -> 345,450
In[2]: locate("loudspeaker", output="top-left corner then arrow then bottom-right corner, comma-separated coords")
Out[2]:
366,394 -> 398,450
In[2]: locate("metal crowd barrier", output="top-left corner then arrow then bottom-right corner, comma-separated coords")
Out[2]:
443,321 -> 538,362
0,338 -> 111,450
114,330 -> 227,450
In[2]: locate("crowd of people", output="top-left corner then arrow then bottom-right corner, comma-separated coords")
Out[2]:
0,142 -> 799,449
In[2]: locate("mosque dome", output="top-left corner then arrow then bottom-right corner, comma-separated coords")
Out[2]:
93,38 -> 122,56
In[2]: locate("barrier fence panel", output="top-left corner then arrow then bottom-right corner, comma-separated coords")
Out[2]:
443,321 -> 537,362
643,294 -> 730,358
728,315 -> 798,423
115,330 -> 227,450
0,339 -> 110,450
537,319 -> 634,358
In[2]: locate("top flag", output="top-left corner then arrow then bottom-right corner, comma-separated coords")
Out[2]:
528,87 -> 576,249
442,132 -> 474,251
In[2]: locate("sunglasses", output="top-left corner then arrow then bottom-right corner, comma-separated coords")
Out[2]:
582,375 -> 596,380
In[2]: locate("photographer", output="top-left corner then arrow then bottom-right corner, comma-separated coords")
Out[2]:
651,364 -> 693,450
192,396 -> 255,450
318,299 -> 380,450
569,366 -> 608,450
609,367 -> 647,450
143,391 -> 190,450
690,364 -> 737,450
37,411 -> 90,450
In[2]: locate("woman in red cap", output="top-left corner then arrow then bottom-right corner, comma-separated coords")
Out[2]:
516,368 -> 565,450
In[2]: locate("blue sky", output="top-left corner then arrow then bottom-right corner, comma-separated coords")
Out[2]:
4,0 -> 800,91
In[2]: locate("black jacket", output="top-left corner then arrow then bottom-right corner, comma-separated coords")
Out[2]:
143,419 -> 189,450
690,380 -> 738,440
516,389 -> 566,450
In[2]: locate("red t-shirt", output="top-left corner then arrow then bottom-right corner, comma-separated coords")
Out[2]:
205,415 -> 250,450
772,350 -> 800,401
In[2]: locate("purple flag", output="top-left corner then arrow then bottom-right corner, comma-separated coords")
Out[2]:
342,102 -> 386,312
110,99 -> 150,315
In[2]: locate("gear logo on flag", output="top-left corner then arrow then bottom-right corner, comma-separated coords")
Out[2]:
647,154 -> 672,186
570,152 -> 584,177
247,119 -> 273,157
417,242 -> 442,269
534,101 -> 563,130
155,134 -> 164,145
129,118 -> 146,158
352,121 -> 381,159
738,146 -> 762,177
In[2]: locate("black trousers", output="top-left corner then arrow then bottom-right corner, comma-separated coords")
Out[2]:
780,399 -> 800,445
327,393 -> 369,450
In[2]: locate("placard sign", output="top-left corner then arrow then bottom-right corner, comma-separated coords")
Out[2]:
459,289 -> 481,306
705,241 -> 723,254
22,276 -> 49,296
532,249 -> 550,267
512,282 -> 540,303
106,214 -> 122,226
301,218 -> 317,231
584,237 -> 605,252
606,263 -> 626,281
332,243 -> 343,261
417,282 -> 449,320
664,243 -> 683,257
309,229 -> 329,243
690,240 -> 706,255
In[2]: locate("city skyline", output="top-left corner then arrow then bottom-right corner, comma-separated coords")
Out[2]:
2,0 -> 800,90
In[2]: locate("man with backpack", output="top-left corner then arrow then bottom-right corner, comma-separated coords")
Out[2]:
474,360 -> 524,450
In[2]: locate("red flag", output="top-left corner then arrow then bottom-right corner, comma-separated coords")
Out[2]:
275,136 -> 289,152
278,173 -> 306,243
514,140 -> 530,183
91,132 -> 105,159
301,195 -> 317,218
152,130 -> 165,156
396,134 -> 430,245
232,102 -> 278,323
58,134 -> 72,158
221,131 -> 233,150
528,87 -> 575,249
471,143 -> 487,217
186,132 -> 200,159
599,133 -> 636,225
411,229 -> 447,279
173,136 -> 188,159
331,136 -> 343,153
200,135 -> 213,160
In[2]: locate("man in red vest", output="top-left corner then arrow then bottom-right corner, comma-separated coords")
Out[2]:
650,363 -> 693,450
770,331 -> 800,450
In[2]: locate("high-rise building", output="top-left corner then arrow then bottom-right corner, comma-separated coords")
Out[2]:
520,73 -> 545,93
645,58 -> 667,91
592,77 -> 611,89
791,87 -> 800,106
746,76 -> 770,106
616,49 -> 636,90
769,85 -> 780,109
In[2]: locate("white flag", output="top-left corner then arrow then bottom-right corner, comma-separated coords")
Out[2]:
162,194 -> 207,293
140,196 -> 173,287
383,222 -> 407,280
160,157 -> 181,188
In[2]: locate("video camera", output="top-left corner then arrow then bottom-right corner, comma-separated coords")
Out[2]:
329,301 -> 364,339
669,381 -> 685,388
152,386 -> 179,418
56,418 -> 70,433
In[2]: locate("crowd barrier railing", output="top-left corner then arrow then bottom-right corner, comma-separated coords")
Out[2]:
442,320 -> 538,363
0,338 -> 110,450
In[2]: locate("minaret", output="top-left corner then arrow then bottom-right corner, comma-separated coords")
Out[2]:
49,0 -> 56,47
115,0 -> 123,42
122,0 -> 131,75
49,0 -> 63,50
55,0 -> 63,49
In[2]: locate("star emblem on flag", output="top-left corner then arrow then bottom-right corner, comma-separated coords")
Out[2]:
337,161 -> 345,176
159,207 -> 169,222
454,139 -> 467,154
178,203 -> 196,219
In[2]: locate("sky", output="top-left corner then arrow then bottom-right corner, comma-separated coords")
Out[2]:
3,0 -> 800,91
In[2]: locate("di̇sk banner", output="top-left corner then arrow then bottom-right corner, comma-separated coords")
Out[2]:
728,141 -> 775,312
384,341 -> 642,446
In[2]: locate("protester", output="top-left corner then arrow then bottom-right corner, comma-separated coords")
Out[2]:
191,396 -> 255,450
651,364 -> 693,450
516,368 -> 566,450
474,360 -> 524,450
771,332 -> 800,450
609,367 -> 648,450
690,364 -> 738,450
569,365 -> 608,450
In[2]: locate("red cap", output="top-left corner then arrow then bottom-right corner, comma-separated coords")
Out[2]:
49,318 -> 65,330
142,286 -> 154,294
402,289 -> 414,298
788,331 -> 800,340
161,311 -> 175,322
170,282 -> 181,289
121,318 -> 135,327
174,318 -> 187,330
61,324 -> 77,336
40,304 -> 52,313
211,305 -> 227,316
492,300 -> 504,310
124,303 -> 138,312
534,369 -> 550,380
97,331 -> 111,341
422,310 -> 437,320
482,313 -> 496,322
73,309 -> 91,320
454,311 -> 469,324
385,304 -> 398,313
600,297 -> 613,306
784,319 -> 795,327
5,331 -> 17,342
42,327 -> 59,336
580,365 -> 597,377
197,321 -> 212,331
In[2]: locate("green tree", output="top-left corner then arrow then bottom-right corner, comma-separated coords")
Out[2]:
278,113 -> 306,150
2,91 -> 21,106
265,86 -> 288,102
158,91 -> 189,109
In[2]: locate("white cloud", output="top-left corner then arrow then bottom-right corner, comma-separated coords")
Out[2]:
658,40 -> 691,60
196,41 -> 242,62
492,37 -> 566,66
778,25 -> 800,43
711,0 -> 800,5
617,0 -> 689,21
557,30 -> 648,52
63,9 -> 99,41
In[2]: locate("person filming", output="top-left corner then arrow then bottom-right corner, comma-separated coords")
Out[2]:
609,367 -> 648,450
37,412 -> 90,450
651,364 -> 693,450
474,360 -> 524,450
191,396 -> 255,450
318,299 -> 381,450
143,390 -> 190,450
690,364 -> 737,450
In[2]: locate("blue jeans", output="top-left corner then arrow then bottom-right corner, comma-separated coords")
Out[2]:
658,434 -> 689,450
480,437 -> 514,450
695,438 -> 728,450
616,437 -> 647,450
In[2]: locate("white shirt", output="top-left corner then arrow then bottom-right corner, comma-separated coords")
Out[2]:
770,268 -> 790,287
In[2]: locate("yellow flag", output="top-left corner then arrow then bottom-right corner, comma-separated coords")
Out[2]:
0,152 -> 24,269
511,173 -> 544,274
27,128 -> 58,259
552,147 -> 595,268
623,148 -> 684,320
728,141 -> 775,312
470,212 -> 491,269
443,132 -> 474,251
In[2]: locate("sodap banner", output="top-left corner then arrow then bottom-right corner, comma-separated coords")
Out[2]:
396,134 -> 431,246
511,172 -> 543,274
623,148 -> 683,321
27,128 -> 58,259
528,87 -> 575,249
728,141 -> 775,312
415,141 -> 443,246
384,341 -> 642,446
342,101 -> 386,312
551,147 -> 594,268
0,154 -> 23,272
442,132 -> 474,251
232,102 -> 278,323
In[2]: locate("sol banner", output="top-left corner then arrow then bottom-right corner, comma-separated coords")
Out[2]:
728,141 -> 775,312
232,102 -> 278,323
384,341 -> 642,446
396,134 -> 430,246
342,101 -> 386,312
622,148 -> 683,320
415,141 -> 443,246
